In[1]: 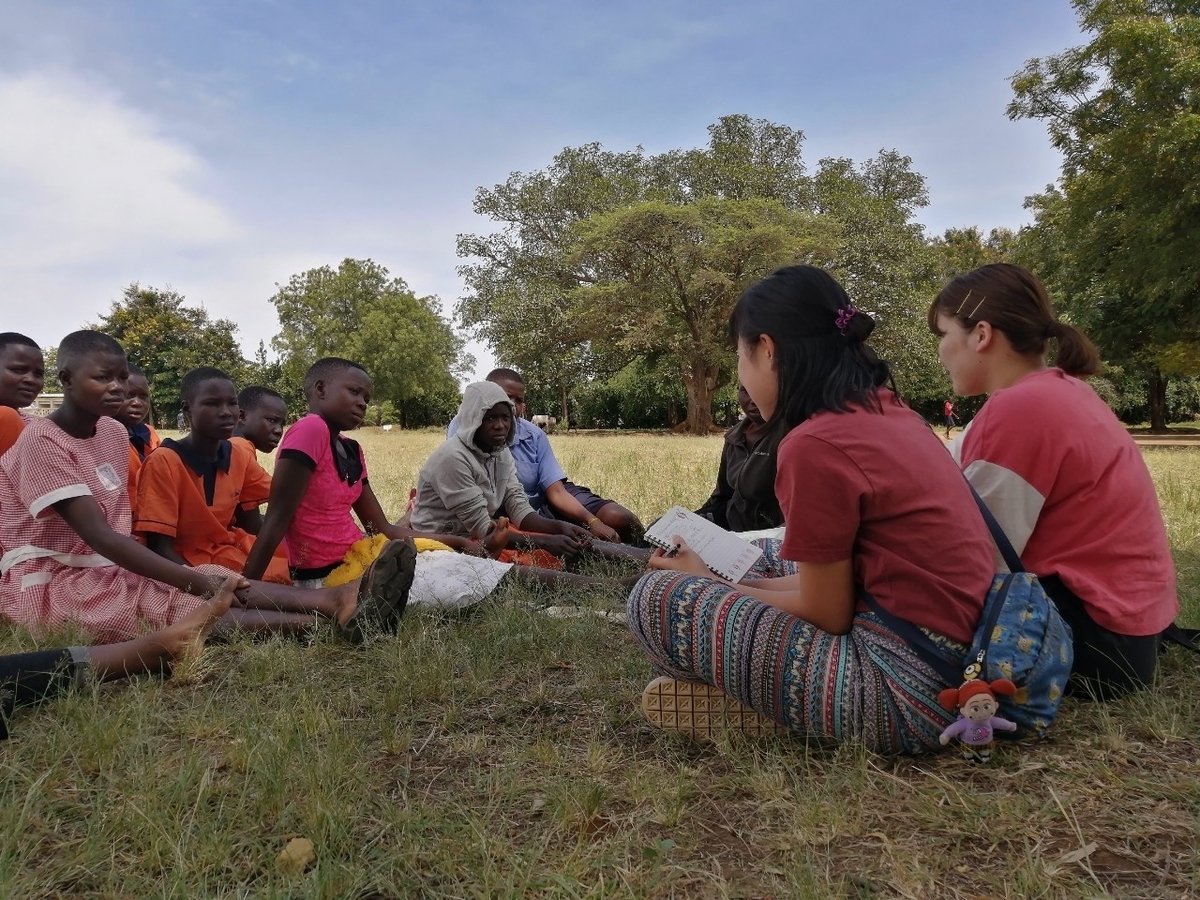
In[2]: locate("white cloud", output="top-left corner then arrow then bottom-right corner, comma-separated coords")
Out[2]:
0,71 -> 239,268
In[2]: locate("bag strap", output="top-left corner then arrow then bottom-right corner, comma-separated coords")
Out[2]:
964,480 -> 1025,574
859,590 -> 963,685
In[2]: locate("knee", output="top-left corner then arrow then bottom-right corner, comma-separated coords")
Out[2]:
600,504 -> 644,542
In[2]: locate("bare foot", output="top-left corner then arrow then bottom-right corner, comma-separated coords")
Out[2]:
332,581 -> 360,629
482,516 -> 511,557
159,574 -> 238,658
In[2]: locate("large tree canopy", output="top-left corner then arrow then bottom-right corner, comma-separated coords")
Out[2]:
457,115 -> 936,432
1009,0 -> 1200,429
90,284 -> 248,426
270,258 -> 471,426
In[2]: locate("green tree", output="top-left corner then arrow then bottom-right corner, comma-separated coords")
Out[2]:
930,226 -> 1016,280
270,259 -> 472,426
41,346 -> 61,393
458,115 -> 934,432
90,284 -> 249,426
568,198 -> 835,431
1008,0 -> 1200,430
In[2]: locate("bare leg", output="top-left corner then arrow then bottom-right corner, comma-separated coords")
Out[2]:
87,575 -> 237,680
596,502 -> 645,544
233,580 -> 358,625
589,540 -> 651,564
216,608 -> 319,637
504,566 -> 635,590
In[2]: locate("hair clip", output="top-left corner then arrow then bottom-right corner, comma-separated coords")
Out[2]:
835,305 -> 858,335
954,289 -> 987,319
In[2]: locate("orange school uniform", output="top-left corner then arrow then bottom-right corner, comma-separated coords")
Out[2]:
126,424 -> 161,516
0,407 -> 27,457
134,438 -> 292,583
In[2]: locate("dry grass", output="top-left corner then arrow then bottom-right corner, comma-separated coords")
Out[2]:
0,431 -> 1197,899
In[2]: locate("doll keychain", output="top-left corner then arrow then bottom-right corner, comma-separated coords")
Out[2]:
938,678 -> 1018,763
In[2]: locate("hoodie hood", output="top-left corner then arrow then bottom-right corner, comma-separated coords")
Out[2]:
455,381 -> 516,454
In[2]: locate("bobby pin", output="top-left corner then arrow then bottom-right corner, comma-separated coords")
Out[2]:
954,289 -> 986,318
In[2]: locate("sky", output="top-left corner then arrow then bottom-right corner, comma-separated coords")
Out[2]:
0,0 -> 1085,380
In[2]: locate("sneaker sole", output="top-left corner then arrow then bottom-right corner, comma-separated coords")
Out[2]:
641,676 -> 790,740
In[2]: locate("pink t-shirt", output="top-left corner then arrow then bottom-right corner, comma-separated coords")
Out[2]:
777,391 -> 994,644
956,368 -> 1177,636
277,414 -> 367,571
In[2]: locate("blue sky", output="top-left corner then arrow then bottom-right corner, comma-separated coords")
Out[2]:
1,0 -> 1084,378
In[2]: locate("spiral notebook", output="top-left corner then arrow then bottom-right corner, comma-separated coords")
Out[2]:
644,506 -> 763,582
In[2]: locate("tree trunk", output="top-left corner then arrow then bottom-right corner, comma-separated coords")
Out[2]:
681,359 -> 718,433
666,397 -> 679,427
1149,371 -> 1168,433
560,383 -> 570,432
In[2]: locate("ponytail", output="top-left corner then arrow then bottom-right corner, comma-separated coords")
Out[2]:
1048,321 -> 1101,378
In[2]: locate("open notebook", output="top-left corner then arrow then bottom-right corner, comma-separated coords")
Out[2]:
644,506 -> 763,582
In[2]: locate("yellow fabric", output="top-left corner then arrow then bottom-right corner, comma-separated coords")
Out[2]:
324,534 -> 389,588
324,534 -> 455,588
413,538 -> 454,553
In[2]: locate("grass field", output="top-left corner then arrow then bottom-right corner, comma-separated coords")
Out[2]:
1,430 -> 1198,899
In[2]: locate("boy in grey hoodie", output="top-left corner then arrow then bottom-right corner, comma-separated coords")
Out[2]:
412,382 -> 591,561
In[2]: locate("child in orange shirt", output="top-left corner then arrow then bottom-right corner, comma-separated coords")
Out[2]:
136,368 -> 292,583
0,333 -> 44,456
115,365 -> 160,514
232,385 -> 288,457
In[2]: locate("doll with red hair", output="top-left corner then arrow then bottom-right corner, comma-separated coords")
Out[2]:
938,678 -> 1018,762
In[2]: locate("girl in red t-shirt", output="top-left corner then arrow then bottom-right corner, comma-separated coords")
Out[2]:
929,263 -> 1178,697
627,266 -> 996,754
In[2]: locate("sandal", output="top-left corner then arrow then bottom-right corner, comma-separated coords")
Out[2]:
338,538 -> 417,645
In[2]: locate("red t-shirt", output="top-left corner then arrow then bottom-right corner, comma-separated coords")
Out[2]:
956,368 -> 1177,636
777,391 -> 994,644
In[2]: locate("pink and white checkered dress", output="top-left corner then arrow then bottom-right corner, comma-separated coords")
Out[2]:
0,416 -> 213,643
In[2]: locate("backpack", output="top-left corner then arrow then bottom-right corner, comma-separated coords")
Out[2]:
866,485 -> 1073,737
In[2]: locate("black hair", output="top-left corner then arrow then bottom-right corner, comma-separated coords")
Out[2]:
728,265 -> 890,430
181,366 -> 233,404
57,330 -> 125,373
126,364 -> 147,380
303,357 -> 369,395
486,367 -> 524,385
0,333 -> 40,355
238,385 -> 284,412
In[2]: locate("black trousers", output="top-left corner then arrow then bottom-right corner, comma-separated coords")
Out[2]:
1041,575 -> 1161,700
0,648 -> 82,740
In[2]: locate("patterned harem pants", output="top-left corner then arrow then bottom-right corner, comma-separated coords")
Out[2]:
626,540 -> 966,754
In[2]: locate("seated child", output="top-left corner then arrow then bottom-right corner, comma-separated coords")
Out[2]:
0,331 -> 412,646
694,383 -> 785,533
243,359 -> 608,608
233,385 -> 288,456
449,369 -> 645,543
135,368 -> 292,584
417,381 -> 606,565
0,332 -> 44,455
114,364 -> 160,515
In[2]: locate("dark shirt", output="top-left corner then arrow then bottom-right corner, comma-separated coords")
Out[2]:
694,417 -> 786,531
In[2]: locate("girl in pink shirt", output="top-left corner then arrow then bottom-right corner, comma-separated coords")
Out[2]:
930,263 -> 1179,697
